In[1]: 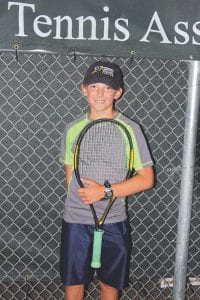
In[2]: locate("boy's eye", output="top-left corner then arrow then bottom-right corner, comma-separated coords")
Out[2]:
88,84 -> 112,91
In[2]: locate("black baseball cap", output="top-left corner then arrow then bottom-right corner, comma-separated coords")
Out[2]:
83,61 -> 123,90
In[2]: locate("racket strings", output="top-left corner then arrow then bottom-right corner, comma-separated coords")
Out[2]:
78,123 -> 129,184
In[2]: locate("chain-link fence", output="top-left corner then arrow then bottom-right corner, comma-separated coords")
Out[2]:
0,53 -> 199,299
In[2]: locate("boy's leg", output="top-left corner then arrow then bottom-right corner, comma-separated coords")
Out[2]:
98,221 -> 131,292
61,222 -> 94,299
99,281 -> 118,300
65,284 -> 85,300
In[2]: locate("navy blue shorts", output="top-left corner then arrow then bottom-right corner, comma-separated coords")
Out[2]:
60,220 -> 131,289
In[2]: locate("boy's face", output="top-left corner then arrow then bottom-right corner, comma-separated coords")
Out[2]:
82,83 -> 123,113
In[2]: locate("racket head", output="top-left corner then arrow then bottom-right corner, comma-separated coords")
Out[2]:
74,118 -> 134,188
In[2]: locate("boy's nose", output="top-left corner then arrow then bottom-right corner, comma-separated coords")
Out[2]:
97,87 -> 104,96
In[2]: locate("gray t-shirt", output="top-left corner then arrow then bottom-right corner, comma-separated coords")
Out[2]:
60,113 -> 153,224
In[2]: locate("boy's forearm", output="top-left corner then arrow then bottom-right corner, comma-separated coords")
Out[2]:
112,166 -> 154,198
70,166 -> 154,204
65,165 -> 72,188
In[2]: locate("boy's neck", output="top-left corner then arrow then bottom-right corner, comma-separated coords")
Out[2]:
88,110 -> 118,120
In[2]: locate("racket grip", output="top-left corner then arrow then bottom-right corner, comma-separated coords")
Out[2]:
91,229 -> 104,269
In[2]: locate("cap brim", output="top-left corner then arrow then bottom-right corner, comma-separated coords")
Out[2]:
83,76 -> 119,90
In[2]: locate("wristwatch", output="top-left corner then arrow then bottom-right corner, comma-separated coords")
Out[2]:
104,180 -> 113,200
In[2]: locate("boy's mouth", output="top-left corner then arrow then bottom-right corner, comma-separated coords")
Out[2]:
95,99 -> 105,103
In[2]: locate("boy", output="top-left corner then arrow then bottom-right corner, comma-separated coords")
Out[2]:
60,61 -> 154,300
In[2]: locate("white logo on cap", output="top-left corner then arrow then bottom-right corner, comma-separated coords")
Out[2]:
92,66 -> 114,77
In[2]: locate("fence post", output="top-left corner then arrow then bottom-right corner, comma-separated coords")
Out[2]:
173,60 -> 200,300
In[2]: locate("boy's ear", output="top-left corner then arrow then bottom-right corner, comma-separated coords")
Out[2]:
115,88 -> 123,101
81,84 -> 88,97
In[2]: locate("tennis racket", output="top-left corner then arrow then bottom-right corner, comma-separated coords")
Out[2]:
74,118 -> 134,268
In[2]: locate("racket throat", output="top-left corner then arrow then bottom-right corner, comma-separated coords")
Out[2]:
98,217 -> 106,228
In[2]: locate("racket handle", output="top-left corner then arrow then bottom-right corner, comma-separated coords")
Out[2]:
91,229 -> 104,269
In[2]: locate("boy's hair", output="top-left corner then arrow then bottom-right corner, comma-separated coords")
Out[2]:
83,61 -> 123,90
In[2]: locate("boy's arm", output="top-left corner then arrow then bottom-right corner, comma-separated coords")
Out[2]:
65,165 -> 73,188
78,166 -> 154,204
112,166 -> 154,197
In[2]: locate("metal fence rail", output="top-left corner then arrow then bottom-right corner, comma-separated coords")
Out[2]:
0,53 -> 199,299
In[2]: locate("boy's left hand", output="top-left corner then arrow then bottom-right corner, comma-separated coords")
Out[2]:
78,178 -> 104,205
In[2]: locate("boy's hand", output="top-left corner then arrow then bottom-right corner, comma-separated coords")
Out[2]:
78,178 -> 104,205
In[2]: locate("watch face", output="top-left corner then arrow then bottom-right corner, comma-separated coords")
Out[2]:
106,191 -> 112,197
105,188 -> 113,198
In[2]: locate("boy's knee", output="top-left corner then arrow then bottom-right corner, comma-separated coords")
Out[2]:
65,284 -> 84,300
99,281 -> 119,300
